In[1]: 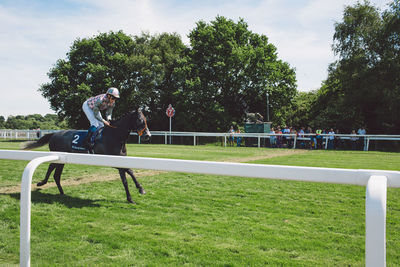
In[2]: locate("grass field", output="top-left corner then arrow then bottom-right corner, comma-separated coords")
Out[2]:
0,140 -> 399,266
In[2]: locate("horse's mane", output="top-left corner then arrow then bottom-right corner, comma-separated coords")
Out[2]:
110,110 -> 137,124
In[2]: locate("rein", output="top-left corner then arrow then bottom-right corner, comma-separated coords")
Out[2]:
107,124 -> 117,129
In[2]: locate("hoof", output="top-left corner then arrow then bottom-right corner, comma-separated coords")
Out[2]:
139,188 -> 146,195
127,199 -> 136,204
37,181 -> 46,187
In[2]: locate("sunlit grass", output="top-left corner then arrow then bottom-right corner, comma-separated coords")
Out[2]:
0,141 -> 399,265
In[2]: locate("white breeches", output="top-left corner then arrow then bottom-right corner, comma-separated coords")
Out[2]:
82,101 -> 104,128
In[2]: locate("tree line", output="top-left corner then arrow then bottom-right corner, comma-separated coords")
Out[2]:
0,114 -> 67,130
6,1 -> 399,133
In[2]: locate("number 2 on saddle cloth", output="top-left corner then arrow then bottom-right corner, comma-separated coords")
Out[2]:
71,127 -> 103,152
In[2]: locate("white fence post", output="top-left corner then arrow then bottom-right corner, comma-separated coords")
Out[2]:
20,155 -> 60,267
365,175 -> 387,267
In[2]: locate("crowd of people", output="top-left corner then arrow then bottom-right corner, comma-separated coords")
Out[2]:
228,125 -> 369,151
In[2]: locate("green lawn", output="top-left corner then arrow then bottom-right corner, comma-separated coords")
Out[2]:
0,141 -> 399,266
249,149 -> 400,171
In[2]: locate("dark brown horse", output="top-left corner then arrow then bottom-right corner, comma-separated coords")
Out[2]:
24,109 -> 151,204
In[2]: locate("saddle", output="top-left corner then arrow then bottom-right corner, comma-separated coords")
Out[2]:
71,127 -> 104,152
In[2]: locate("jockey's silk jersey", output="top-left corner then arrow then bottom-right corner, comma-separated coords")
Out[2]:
87,94 -> 115,122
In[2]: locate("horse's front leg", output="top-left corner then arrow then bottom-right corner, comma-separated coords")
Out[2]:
125,168 -> 146,195
118,169 -> 134,204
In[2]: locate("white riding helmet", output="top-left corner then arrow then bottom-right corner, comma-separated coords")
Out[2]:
106,87 -> 120,98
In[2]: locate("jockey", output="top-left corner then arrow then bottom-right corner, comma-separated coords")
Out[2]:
82,87 -> 120,151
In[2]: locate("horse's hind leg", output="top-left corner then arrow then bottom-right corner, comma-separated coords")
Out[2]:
53,164 -> 65,195
37,163 -> 57,187
126,169 -> 146,195
118,169 -> 134,204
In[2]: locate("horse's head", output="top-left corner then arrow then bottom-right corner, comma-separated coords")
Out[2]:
135,109 -> 151,142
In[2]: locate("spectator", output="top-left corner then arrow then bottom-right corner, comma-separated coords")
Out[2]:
328,128 -> 335,149
316,128 -> 323,149
334,129 -> 342,150
298,127 -> 306,149
236,129 -> 242,147
307,127 -> 316,149
276,126 -> 283,148
357,126 -> 367,151
36,128 -> 41,139
350,129 -> 358,150
288,127 -> 296,148
298,127 -> 305,137
282,125 -> 290,147
228,126 -> 235,146
269,127 -> 276,148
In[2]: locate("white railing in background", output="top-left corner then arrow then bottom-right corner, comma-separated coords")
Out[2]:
1,150 -> 399,267
0,129 -> 57,140
2,129 -> 399,151
146,131 -> 400,150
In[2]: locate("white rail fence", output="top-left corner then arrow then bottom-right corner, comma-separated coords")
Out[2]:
0,129 -> 57,140
0,149 -> 399,266
2,129 -> 400,150
148,131 -> 400,150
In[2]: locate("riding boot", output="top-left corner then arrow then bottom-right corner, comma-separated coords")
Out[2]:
87,134 -> 94,154
85,126 -> 96,153
84,131 -> 92,151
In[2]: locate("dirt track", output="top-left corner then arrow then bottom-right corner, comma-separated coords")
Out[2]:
223,149 -> 308,163
0,149 -> 308,194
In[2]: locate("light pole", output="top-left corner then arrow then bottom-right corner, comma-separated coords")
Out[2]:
266,92 -> 270,122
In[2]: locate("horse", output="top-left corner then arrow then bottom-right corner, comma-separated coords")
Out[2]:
23,109 -> 151,204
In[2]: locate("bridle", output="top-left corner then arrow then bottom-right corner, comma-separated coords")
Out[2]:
137,115 -> 148,137
105,111 -> 148,137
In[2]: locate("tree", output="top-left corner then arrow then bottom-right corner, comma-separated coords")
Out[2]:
185,16 -> 297,131
3,114 -> 66,129
40,31 -> 187,130
124,33 -> 188,131
287,91 -> 318,129
319,0 -> 400,133
0,116 -> 5,128
40,31 -> 135,128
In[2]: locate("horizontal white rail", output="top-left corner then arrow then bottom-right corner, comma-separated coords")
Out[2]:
1,150 -> 400,187
0,149 -> 398,266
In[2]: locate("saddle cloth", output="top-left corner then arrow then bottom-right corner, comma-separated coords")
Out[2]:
71,128 -> 103,152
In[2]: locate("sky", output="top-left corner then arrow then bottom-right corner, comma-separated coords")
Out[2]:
0,0 -> 394,118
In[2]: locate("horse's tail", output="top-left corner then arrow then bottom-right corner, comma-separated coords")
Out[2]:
23,133 -> 54,150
